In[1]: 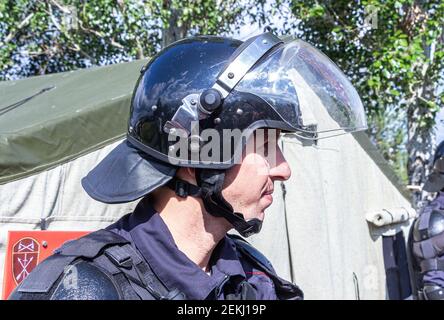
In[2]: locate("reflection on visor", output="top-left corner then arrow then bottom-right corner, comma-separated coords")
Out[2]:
236,38 -> 367,138
163,37 -> 367,141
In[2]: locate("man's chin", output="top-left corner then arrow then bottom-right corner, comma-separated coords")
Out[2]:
262,193 -> 273,205
260,194 -> 274,211
245,210 -> 265,223
255,210 -> 265,222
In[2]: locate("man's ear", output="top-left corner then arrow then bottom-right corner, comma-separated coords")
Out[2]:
176,167 -> 197,185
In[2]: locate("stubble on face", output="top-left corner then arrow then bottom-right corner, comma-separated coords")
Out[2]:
221,130 -> 278,222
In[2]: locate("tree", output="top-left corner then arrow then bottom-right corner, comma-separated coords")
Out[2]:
150,0 -> 257,47
268,0 -> 444,206
0,0 -> 257,80
0,0 -> 158,78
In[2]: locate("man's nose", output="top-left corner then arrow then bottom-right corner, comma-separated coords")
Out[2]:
269,145 -> 291,181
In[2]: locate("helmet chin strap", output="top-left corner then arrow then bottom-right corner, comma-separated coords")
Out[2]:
166,169 -> 262,237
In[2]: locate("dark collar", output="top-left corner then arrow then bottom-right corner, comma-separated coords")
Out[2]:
112,198 -> 246,299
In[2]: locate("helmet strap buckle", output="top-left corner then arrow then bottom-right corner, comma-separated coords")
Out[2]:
167,178 -> 202,198
175,180 -> 189,198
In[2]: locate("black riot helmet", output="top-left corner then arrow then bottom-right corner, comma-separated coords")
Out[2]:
82,32 -> 367,237
423,141 -> 444,192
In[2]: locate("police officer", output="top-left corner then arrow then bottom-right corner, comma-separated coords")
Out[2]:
9,32 -> 367,300
409,141 -> 444,300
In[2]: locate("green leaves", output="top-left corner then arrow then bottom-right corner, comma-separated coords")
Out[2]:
1,0 -> 253,79
271,0 -> 444,184
308,4 -> 325,17
2,0 -> 443,188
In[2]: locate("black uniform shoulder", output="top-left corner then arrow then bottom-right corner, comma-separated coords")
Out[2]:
9,257 -> 121,300
8,229 -> 130,300
50,260 -> 121,300
227,233 -> 304,300
227,233 -> 275,272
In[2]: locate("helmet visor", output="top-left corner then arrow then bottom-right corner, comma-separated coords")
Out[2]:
235,38 -> 367,138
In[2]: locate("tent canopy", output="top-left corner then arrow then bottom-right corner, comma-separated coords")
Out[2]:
0,59 -> 414,300
0,59 -> 148,184
0,58 -> 409,198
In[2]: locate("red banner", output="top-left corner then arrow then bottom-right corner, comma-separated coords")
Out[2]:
3,230 -> 89,300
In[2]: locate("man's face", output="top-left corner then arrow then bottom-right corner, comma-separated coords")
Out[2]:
221,129 -> 291,222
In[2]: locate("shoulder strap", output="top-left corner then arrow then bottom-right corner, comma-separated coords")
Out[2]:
55,229 -> 129,257
95,242 -> 185,300
17,229 -> 128,295
68,229 -> 185,300
17,229 -> 186,300
17,254 -> 78,294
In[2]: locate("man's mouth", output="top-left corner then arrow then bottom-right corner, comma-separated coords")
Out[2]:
261,188 -> 274,204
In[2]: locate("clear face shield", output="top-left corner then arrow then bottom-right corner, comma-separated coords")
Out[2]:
164,35 -> 366,141
152,33 -> 367,167
235,38 -> 367,140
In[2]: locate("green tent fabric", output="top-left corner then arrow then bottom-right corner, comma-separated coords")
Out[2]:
0,58 -> 416,300
0,58 -> 410,199
0,59 -> 148,184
